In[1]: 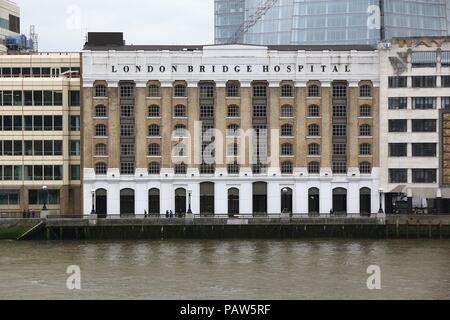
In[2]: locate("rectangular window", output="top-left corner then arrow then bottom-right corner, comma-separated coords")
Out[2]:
412,169 -> 437,183
3,141 -> 12,156
120,85 -> 134,98
43,116 -> 53,131
2,91 -> 12,105
332,124 -> 347,136
33,91 -> 43,106
412,97 -> 436,110
120,125 -> 134,137
443,97 -> 450,110
388,76 -> 407,88
13,141 -> 22,156
389,120 -> 407,132
389,143 -> 407,157
54,141 -> 63,156
200,105 -> 215,119
29,189 -> 60,205
43,91 -> 53,106
332,85 -> 347,98
33,116 -> 42,131
13,91 -> 22,106
199,85 -> 214,98
0,190 -> 20,205
53,91 -> 63,105
120,162 -> 135,175
332,105 -> 347,117
69,91 -> 80,106
412,120 -> 436,132
412,76 -> 436,88
34,141 -> 43,156
70,140 -> 80,156
332,161 -> 347,174
412,143 -> 436,157
411,51 -> 436,68
70,165 -> 81,181
13,116 -> 22,131
333,143 -> 347,155
70,116 -> 80,131
44,140 -> 53,156
442,76 -> 450,88
253,85 -> 267,97
54,116 -> 63,131
389,169 -> 408,183
24,91 -> 33,106
388,97 -> 407,110
252,105 -> 267,118
120,105 -> 134,118
120,144 -> 135,156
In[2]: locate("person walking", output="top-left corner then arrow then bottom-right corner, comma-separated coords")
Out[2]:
166,210 -> 169,218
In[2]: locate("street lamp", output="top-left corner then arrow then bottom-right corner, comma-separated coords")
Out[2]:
42,186 -> 48,211
91,189 -> 96,215
282,188 -> 288,214
378,188 -> 384,214
187,189 -> 193,215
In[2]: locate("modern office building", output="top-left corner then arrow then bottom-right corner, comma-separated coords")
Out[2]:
82,33 -> 380,217
0,52 -> 82,216
379,36 -> 450,214
215,0 -> 450,46
0,0 -> 19,52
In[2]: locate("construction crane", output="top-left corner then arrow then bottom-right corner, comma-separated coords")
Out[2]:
227,0 -> 280,44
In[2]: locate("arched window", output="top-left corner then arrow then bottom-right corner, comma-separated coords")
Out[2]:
173,124 -> 187,138
94,84 -> 107,97
148,144 -> 160,156
148,84 -> 160,97
360,124 -> 372,136
174,162 -> 187,175
360,143 -> 372,155
148,124 -> 160,137
281,124 -> 293,136
281,161 -> 293,174
308,161 -> 320,174
95,143 -> 107,156
174,84 -> 186,97
281,84 -> 294,97
360,105 -> 372,117
227,124 -> 240,137
308,105 -> 320,117
308,143 -> 320,156
333,188 -> 347,214
174,104 -> 187,117
148,188 -> 160,215
95,162 -> 107,175
228,188 -> 240,217
148,162 -> 161,175
281,143 -> 293,156
200,182 -> 215,216
359,161 -> 372,174
360,85 -> 372,97
281,104 -> 293,118
227,105 -> 240,117
308,85 -> 320,97
95,105 -> 107,118
308,124 -> 320,136
148,105 -> 160,117
95,124 -> 107,137
173,143 -> 187,157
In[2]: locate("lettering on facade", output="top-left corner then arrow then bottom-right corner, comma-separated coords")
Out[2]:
111,64 -> 351,74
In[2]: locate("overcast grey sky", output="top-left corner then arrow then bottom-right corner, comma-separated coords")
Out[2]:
17,0 -> 215,51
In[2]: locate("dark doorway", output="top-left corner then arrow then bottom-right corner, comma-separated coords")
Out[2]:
228,188 -> 239,217
281,188 -> 293,214
253,182 -> 267,216
200,182 -> 215,216
95,189 -> 107,218
333,188 -> 347,215
120,189 -> 135,216
148,188 -> 160,216
175,188 -> 187,215
360,188 -> 371,216
308,188 -> 319,216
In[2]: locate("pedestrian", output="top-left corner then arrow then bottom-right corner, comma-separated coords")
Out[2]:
166,210 -> 169,218
170,210 -> 174,219
144,210 -> 148,219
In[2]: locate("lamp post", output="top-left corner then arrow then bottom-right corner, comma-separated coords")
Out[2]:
91,189 -> 96,215
42,186 -> 48,211
187,189 -> 193,215
378,188 -> 384,214
282,188 -> 288,214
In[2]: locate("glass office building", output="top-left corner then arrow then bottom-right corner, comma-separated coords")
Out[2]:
215,0 -> 450,45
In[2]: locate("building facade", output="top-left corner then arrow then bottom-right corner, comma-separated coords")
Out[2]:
0,53 -> 82,216
215,0 -> 449,46
0,0 -> 19,52
379,37 -> 450,214
82,36 -> 381,217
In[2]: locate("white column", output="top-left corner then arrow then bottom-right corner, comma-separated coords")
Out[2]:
294,182 -> 308,215
83,183 -> 93,215
320,182 -> 332,215
189,182 -> 200,216
160,182 -> 172,215
135,182 -> 147,215
215,182 -> 228,215
268,182 -> 280,215
107,183 -> 120,216
347,182 -> 360,217
240,182 -> 252,216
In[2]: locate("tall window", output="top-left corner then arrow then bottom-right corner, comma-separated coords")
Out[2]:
308,85 -> 320,97
308,124 -> 320,137
94,85 -> 107,97
227,161 -> 240,175
174,105 -> 187,117
227,83 -> 239,97
148,84 -> 160,97
95,124 -> 107,137
200,105 -> 214,119
281,143 -> 293,156
360,105 -> 372,117
120,162 -> 135,175
95,143 -> 108,156
360,143 -> 372,156
281,124 -> 293,137
148,105 -> 160,117
174,84 -> 186,97
95,105 -> 107,118
148,124 -> 160,137
281,85 -> 293,97
308,143 -> 320,156
148,144 -> 160,156
308,105 -> 320,117
281,105 -> 293,118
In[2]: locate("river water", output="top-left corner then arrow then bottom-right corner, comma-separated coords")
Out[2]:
0,239 -> 449,300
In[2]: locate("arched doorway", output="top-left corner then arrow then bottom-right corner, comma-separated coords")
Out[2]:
281,188 -> 293,214
308,188 -> 319,216
333,188 -> 347,215
175,188 -> 187,215
253,182 -> 267,216
95,189 -> 107,218
228,188 -> 239,217
200,182 -> 215,216
120,189 -> 135,216
148,188 -> 160,216
360,187 -> 372,216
